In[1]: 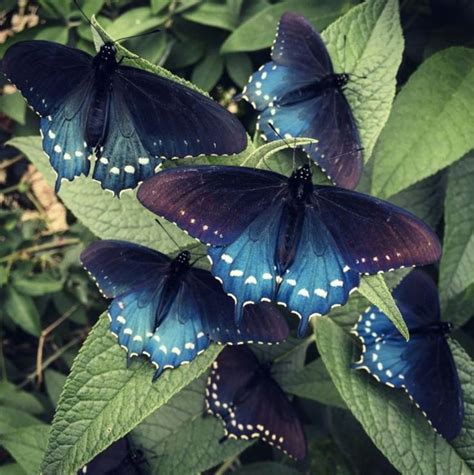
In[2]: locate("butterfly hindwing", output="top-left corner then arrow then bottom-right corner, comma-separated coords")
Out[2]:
352,271 -> 464,440
206,346 -> 307,460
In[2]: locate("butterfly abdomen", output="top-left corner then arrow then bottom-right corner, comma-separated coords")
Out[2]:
276,202 -> 305,273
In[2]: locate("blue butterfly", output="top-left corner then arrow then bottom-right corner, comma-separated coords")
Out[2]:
206,346 -> 307,460
352,270 -> 464,440
138,164 -> 442,337
240,11 -> 362,189
78,437 -> 144,475
2,40 -> 246,195
81,240 -> 289,381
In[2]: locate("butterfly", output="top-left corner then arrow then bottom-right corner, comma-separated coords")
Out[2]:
206,346 -> 307,460
137,164 -> 442,337
81,240 -> 289,380
351,270 -> 464,440
1,39 -> 247,195
78,437 -> 144,475
239,11 -> 362,189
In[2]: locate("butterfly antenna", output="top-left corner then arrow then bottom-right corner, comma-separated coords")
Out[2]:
268,122 -> 300,170
115,28 -> 162,44
154,218 -> 182,253
72,0 -> 94,29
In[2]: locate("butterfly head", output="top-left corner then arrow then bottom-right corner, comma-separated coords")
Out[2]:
335,73 -> 350,88
288,165 -> 313,200
95,42 -> 118,71
174,250 -> 191,266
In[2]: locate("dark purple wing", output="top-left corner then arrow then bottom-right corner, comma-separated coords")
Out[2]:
272,11 -> 333,77
115,66 -> 247,159
80,240 -> 171,298
187,267 -> 289,344
206,346 -> 307,460
313,186 -> 442,274
1,40 -> 93,117
137,166 -> 287,246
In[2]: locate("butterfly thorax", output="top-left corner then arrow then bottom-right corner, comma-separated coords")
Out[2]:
410,321 -> 453,338
86,43 -> 118,148
154,251 -> 191,325
278,73 -> 349,107
234,362 -> 272,405
276,166 -> 313,272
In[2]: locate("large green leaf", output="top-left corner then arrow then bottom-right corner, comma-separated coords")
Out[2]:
221,0 -> 350,53
0,425 -> 49,475
323,0 -> 404,162
439,155 -> 474,325
315,318 -> 474,474
40,314 -> 221,474
0,408 -> 42,436
372,47 -> 474,199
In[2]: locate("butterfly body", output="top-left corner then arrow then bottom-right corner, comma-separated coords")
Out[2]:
241,12 -> 362,189
352,271 -> 464,440
2,39 -> 247,194
138,165 -> 441,336
81,241 -> 288,380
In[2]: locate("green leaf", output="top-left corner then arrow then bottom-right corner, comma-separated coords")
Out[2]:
40,315 -> 221,474
357,274 -> 408,340
4,287 -> 41,337
389,172 -> 446,229
12,272 -> 65,296
278,357 -> 346,409
0,464 -> 26,475
221,0 -> 350,53
78,0 -> 105,17
151,0 -> 170,14
0,92 -> 26,125
372,47 -> 474,199
225,53 -> 253,88
315,318 -> 474,473
0,407 -> 42,436
0,382 -> 44,415
105,8 -> 165,39
439,154 -> 474,324
191,49 -> 225,91
44,370 -> 67,408
323,0 -> 404,162
183,3 -> 240,31
0,425 -> 49,475
132,376 -> 250,474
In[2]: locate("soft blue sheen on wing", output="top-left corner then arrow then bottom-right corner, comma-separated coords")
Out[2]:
207,205 -> 283,324
92,81 -> 163,196
277,208 -> 359,336
40,84 -> 93,192
241,61 -> 313,111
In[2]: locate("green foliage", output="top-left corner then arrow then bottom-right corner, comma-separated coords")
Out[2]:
0,0 -> 473,473
372,47 -> 474,199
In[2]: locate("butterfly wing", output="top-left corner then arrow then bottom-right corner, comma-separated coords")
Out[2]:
353,273 -> 463,440
137,166 -> 286,246
313,186 -> 442,274
2,40 -> 93,117
258,90 -> 362,189
187,267 -> 289,344
3,40 -> 96,190
115,66 -> 247,159
206,346 -> 307,460
277,207 -> 360,336
92,77 -> 160,195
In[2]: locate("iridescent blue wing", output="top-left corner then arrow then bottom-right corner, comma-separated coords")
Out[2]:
206,346 -> 307,460
277,207 -> 360,336
207,204 -> 283,324
258,91 -> 363,190
115,65 -> 247,158
314,186 -> 442,274
188,267 -> 289,344
2,40 -> 95,191
92,78 -> 160,195
352,272 -> 463,440
138,166 -> 286,246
